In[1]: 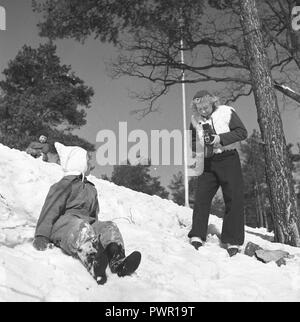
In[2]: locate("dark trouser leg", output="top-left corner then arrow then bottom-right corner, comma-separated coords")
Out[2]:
50,215 -> 95,256
51,216 -> 108,284
92,221 -> 124,249
188,169 -> 219,241
92,221 -> 124,271
93,221 -> 141,276
215,151 -> 245,246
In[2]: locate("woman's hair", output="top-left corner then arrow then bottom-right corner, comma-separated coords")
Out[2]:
190,94 -> 220,116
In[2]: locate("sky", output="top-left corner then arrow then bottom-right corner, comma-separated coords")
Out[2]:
0,0 -> 300,190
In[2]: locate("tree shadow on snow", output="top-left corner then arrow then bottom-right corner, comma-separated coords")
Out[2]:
207,224 -> 274,245
245,229 -> 274,242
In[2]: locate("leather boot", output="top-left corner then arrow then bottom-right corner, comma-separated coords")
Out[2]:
106,242 -> 141,277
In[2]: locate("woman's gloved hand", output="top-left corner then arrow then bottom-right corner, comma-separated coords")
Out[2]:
210,134 -> 221,147
33,236 -> 51,251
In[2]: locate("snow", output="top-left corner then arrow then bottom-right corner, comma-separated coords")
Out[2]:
280,84 -> 296,94
1,143 -> 300,302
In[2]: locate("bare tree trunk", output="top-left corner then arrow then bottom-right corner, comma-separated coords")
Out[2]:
239,0 -> 300,246
253,182 -> 263,227
259,188 -> 269,231
255,176 -> 268,229
251,141 -> 265,228
262,196 -> 269,231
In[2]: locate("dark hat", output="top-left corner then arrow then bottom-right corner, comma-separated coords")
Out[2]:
37,131 -> 48,138
193,90 -> 211,100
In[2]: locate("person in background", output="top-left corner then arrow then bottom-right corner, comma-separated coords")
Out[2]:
188,90 -> 248,257
32,142 -> 141,285
26,134 -> 50,162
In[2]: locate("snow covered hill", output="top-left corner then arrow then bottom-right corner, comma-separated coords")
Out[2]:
0,143 -> 300,302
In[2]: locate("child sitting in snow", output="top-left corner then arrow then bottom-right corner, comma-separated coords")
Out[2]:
33,142 -> 141,285
26,134 -> 50,162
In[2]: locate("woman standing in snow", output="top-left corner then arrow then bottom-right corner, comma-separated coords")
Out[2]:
33,142 -> 141,285
188,90 -> 248,257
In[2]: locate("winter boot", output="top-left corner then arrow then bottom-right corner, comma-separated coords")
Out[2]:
227,245 -> 240,257
106,242 -> 141,277
190,237 -> 203,250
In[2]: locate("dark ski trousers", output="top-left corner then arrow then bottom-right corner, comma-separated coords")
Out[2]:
188,149 -> 245,246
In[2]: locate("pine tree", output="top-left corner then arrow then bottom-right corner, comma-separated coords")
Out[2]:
240,0 -> 300,245
0,43 -> 94,151
288,143 -> 300,212
241,130 -> 271,230
168,172 -> 185,206
168,171 -> 198,207
109,161 -> 169,199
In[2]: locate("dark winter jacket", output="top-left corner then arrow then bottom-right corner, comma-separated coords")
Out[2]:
35,175 -> 99,239
26,141 -> 50,155
190,104 -> 248,155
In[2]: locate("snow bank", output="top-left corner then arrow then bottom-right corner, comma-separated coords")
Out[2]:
0,143 -> 300,302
